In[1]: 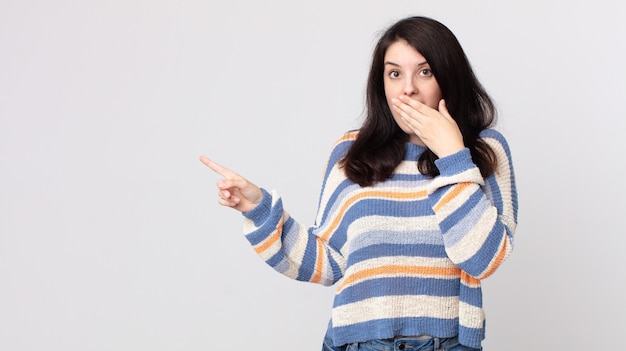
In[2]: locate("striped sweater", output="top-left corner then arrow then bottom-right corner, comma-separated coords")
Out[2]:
241,128 -> 518,349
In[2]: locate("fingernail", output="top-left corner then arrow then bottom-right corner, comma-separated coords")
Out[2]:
217,181 -> 225,188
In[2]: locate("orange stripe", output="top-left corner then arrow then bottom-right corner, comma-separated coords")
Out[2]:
337,265 -> 460,292
433,182 -> 472,212
321,189 -> 427,241
460,271 -> 480,287
311,239 -> 325,283
253,216 -> 284,255
339,131 -> 359,142
480,236 -> 508,279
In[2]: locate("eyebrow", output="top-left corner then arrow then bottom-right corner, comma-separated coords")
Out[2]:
384,61 -> 429,67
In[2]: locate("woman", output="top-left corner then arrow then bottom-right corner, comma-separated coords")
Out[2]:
200,16 -> 518,351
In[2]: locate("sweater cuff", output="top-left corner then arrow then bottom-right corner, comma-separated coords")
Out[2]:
242,188 -> 272,225
434,148 -> 474,176
427,148 -> 484,194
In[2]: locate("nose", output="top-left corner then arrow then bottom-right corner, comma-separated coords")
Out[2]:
402,76 -> 417,96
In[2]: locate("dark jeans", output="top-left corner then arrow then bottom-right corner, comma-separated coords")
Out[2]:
323,334 -> 482,351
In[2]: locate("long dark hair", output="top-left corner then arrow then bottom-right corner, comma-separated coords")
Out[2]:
341,16 -> 497,186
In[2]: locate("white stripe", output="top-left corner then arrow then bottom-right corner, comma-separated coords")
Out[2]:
427,168 -> 484,194
459,301 -> 485,328
332,295 -> 459,327
448,205 -> 498,263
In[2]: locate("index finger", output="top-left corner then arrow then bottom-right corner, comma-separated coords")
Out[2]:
199,155 -> 238,178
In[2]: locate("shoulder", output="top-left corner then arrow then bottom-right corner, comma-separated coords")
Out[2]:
479,128 -> 512,155
332,130 -> 359,148
329,130 -> 359,157
479,129 -> 515,174
322,130 -> 359,173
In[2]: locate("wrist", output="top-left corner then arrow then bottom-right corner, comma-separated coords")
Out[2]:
435,144 -> 465,158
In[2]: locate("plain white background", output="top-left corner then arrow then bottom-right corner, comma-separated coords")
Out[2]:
1,1 -> 625,350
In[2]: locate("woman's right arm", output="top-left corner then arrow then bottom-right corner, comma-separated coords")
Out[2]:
199,156 -> 263,213
200,133 -> 357,286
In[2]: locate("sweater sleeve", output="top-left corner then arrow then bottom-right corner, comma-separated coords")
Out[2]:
427,129 -> 518,279
239,133 -> 356,286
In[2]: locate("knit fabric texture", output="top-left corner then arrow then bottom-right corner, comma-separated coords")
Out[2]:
241,128 -> 518,349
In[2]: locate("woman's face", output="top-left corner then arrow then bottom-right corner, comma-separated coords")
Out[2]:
383,40 -> 442,143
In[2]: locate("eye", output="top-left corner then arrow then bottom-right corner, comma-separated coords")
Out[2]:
419,68 -> 433,77
388,70 -> 400,79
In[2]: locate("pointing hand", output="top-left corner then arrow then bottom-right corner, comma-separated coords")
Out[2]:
199,155 -> 263,213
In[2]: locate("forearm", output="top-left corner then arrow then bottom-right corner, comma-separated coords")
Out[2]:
242,188 -> 344,286
428,138 -> 518,279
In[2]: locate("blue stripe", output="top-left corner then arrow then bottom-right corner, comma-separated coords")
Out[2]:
323,197 -> 433,252
319,179 -> 354,225
349,230 -> 443,252
439,188 -> 483,233
245,197 -> 284,245
266,251 -> 286,270
388,173 -> 429,182
334,277 -> 460,306
484,176 -> 503,214
440,194 -> 489,247
460,224 -> 504,276
458,324 -> 485,349
348,198 -> 432,217
348,243 -> 447,265
434,148 -> 474,176
459,285 -> 482,307
297,230 -> 321,281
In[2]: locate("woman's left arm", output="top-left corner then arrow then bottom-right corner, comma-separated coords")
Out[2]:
428,129 -> 518,279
